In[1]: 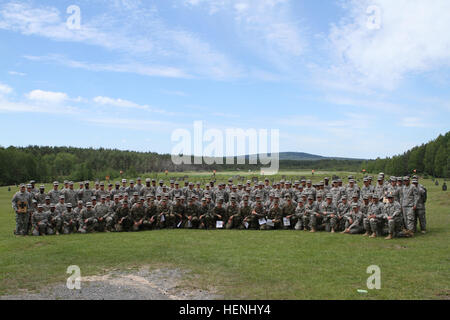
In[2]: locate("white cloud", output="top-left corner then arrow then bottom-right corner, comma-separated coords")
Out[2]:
327,0 -> 450,90
0,83 -> 13,95
26,89 -> 68,103
8,71 -> 26,76
1,1 -> 242,80
400,117 -> 430,128
93,96 -> 148,110
182,0 -> 305,69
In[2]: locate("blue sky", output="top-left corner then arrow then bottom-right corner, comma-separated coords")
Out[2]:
0,0 -> 449,159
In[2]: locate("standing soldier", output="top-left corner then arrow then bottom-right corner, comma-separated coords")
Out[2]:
63,182 -> 78,207
135,178 -> 144,194
48,182 -> 61,204
412,178 -> 427,234
79,181 -> 94,204
401,177 -> 418,234
320,194 -> 338,233
94,196 -> 111,232
35,185 -> 47,204
11,184 -> 33,236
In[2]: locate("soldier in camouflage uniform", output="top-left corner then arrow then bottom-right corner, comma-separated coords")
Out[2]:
31,204 -> 51,236
363,195 -> 384,238
61,203 -> 78,234
342,204 -> 364,234
12,184 -> 33,235
47,204 -> 63,235
412,178 -> 427,234
94,196 -> 111,232
185,197 -> 200,229
48,182 -> 61,204
35,185 -> 47,204
130,198 -> 146,231
401,177 -> 419,234
281,195 -> 296,230
157,198 -> 173,229
320,194 -> 338,233
79,182 -> 94,204
114,201 -> 133,232
78,202 -> 98,233
383,193 -> 411,239
262,200 -> 282,230
225,197 -> 242,229
294,198 -> 306,230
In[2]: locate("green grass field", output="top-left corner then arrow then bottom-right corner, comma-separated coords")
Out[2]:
0,171 -> 449,300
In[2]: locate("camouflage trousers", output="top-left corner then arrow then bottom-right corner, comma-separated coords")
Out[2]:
115,217 -> 133,232
185,217 -> 200,229
363,218 -> 383,235
403,207 -> 416,232
226,215 -> 244,229
32,222 -> 51,236
311,214 -> 333,231
199,215 -> 219,229
260,220 -> 282,230
414,208 -> 426,232
49,216 -> 63,234
157,214 -> 176,229
345,221 -> 363,234
63,221 -> 78,234
15,212 -> 29,235
79,218 -> 98,233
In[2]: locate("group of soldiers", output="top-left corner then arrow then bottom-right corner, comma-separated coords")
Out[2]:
11,173 -> 427,240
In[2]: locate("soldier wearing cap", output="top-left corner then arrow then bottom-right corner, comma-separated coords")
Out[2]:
383,193 -> 411,239
157,198 -> 173,229
47,203 -> 62,235
130,198 -> 146,231
63,181 -> 78,207
111,182 -> 121,198
225,197 -> 242,229
184,197 -> 200,229
363,194 -> 383,238
12,184 -> 33,235
62,203 -> 78,234
79,181 -> 94,204
172,197 -> 186,228
294,198 -> 307,230
130,192 -> 140,207
374,176 -> 387,201
48,181 -> 61,204
35,185 -> 47,204
78,202 -> 97,233
55,195 -> 67,216
114,201 -> 133,232
135,178 -> 143,193
125,180 -> 137,197
261,199 -> 282,230
31,204 -> 50,236
304,195 -> 317,232
318,194 -> 338,233
140,179 -> 153,198
342,203 -> 364,234
412,178 -> 427,234
94,195 -> 111,232
360,177 -> 375,200
281,195 -> 296,230
400,176 -> 418,233
119,179 -> 128,193
142,196 -> 158,230
336,196 -> 350,231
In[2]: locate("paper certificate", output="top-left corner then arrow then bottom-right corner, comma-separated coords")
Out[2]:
259,218 -> 267,225
266,219 -> 275,227
283,217 -> 291,226
216,221 -> 224,229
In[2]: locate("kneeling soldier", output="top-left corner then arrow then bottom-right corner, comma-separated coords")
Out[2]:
32,204 -> 50,236
78,202 -> 98,233
342,203 -> 364,234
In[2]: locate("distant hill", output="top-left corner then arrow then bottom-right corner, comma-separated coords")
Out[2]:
247,152 -> 364,161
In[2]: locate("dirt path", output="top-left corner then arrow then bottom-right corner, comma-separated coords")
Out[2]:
1,267 -> 221,300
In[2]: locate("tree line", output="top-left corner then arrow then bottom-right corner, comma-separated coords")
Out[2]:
0,146 -> 363,186
361,131 -> 449,178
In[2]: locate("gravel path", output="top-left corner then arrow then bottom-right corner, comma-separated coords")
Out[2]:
1,267 -> 221,300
